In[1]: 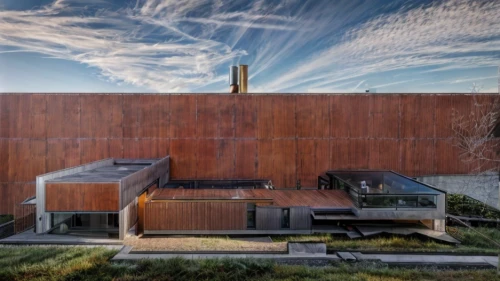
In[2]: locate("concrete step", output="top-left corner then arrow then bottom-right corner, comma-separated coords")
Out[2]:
337,252 -> 357,261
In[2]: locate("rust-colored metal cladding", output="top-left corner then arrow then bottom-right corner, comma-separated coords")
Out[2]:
234,95 -> 257,138
370,95 -> 400,138
239,65 -> 248,93
235,139 -> 257,178
273,95 -> 296,138
0,183 -> 35,215
196,139 -> 217,178
45,182 -> 119,212
1,93 -> 499,214
169,95 -> 196,138
217,139 -> 235,178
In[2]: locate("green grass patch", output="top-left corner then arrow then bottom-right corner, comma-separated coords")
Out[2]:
272,232 -> 500,254
0,246 -> 497,281
449,227 -> 500,249
0,215 -> 14,225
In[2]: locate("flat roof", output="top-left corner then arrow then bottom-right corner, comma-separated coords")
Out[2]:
327,170 -> 444,194
46,159 -> 158,183
150,189 -> 353,208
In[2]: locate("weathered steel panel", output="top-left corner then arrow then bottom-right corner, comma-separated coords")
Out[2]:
80,95 -> 122,138
235,140 -> 257,178
170,95 -> 196,138
296,95 -> 329,138
369,139 -> 400,171
273,95 -> 296,138
400,139 -> 416,176
158,96 -> 170,138
0,139 -> 9,182
218,95 -> 235,138
256,95 -> 273,139
400,95 -> 435,138
234,95 -> 256,138
45,182 -> 119,212
369,95 -> 400,138
30,94 -> 47,139
47,95 -> 79,138
272,139 -> 296,188
123,138 -> 158,159
349,95 -> 371,138
170,139 -> 197,178
196,95 -> 219,138
297,139 -> 316,187
436,139 -> 468,174
349,139 -> 370,169
329,95 -> 349,138
330,139 -> 350,169
196,139 -> 217,178
257,139 -> 273,180
217,139 -> 235,179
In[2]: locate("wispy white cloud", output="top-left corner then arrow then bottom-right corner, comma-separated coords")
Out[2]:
0,0 -> 297,92
0,0 -> 498,92
260,0 -> 500,92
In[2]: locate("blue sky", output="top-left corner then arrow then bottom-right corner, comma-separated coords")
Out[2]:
0,0 -> 499,93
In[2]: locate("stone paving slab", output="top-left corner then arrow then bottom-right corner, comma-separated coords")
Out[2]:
337,252 -> 356,261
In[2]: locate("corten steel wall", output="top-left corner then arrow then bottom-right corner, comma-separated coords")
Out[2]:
1,93 -> 497,215
144,202 -> 247,230
45,183 -> 119,212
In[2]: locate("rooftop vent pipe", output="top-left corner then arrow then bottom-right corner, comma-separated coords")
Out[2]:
229,66 -> 238,93
239,64 -> 248,93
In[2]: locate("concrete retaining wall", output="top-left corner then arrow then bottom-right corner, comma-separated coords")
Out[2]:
418,173 -> 499,209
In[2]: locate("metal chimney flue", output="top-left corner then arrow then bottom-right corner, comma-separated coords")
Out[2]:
229,66 -> 238,93
239,64 -> 248,94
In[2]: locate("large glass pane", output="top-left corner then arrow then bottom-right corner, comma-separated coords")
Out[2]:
247,211 -> 255,229
364,195 -> 397,208
281,209 -> 290,228
418,195 -> 437,208
396,196 -> 418,208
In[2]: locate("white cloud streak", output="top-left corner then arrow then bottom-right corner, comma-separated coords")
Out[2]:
0,0 -> 499,92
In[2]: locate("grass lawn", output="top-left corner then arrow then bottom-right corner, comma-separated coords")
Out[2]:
123,227 -> 500,254
0,246 -> 498,281
0,215 -> 14,225
272,228 -> 500,254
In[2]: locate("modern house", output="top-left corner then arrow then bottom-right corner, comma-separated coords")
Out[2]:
1,93 -> 494,239
34,156 -> 446,239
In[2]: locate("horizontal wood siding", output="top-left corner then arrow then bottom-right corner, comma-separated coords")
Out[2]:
145,202 -> 246,231
290,207 -> 311,230
45,182 -> 119,212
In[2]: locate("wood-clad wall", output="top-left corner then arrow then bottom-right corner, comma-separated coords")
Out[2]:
45,183 -> 119,212
1,93 -> 496,215
145,202 -> 246,230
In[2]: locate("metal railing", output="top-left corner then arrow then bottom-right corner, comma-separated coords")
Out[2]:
14,204 -> 36,234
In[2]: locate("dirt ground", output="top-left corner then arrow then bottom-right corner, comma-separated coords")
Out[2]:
123,236 -> 287,252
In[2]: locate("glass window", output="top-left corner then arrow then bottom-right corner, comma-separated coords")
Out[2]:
281,208 -> 290,229
247,203 -> 256,229
247,211 -> 256,229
